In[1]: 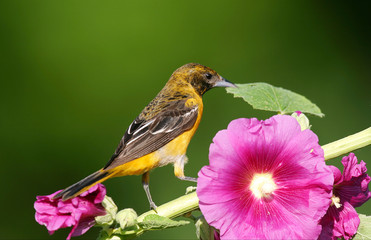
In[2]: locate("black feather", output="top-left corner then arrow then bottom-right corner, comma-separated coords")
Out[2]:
53,171 -> 109,200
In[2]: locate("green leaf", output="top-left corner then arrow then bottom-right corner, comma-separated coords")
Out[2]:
353,214 -> 371,240
97,225 -> 143,240
226,83 -> 324,117
138,214 -> 189,230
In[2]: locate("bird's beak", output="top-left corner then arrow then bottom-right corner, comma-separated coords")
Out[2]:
214,77 -> 237,88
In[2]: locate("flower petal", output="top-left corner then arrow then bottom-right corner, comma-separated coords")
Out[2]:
208,129 -> 244,171
330,166 -> 343,184
69,218 -> 96,238
319,201 -> 359,240
197,116 -> 333,239
336,153 -> 371,207
197,166 -> 240,205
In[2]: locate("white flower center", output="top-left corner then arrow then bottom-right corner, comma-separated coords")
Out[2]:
250,173 -> 277,199
331,195 -> 342,208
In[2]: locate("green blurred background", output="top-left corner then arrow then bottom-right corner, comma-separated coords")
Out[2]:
1,1 -> 370,239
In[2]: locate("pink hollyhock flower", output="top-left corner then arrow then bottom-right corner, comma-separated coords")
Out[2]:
34,184 -> 106,240
319,153 -> 371,240
197,115 -> 334,239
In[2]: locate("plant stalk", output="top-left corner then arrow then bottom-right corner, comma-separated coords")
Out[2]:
137,191 -> 199,222
323,127 -> 371,161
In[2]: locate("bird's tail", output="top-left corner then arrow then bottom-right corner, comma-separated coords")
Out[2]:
53,169 -> 113,200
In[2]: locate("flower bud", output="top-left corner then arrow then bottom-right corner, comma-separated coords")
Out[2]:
195,216 -> 218,240
115,208 -> 138,229
291,111 -> 310,130
107,236 -> 122,240
95,196 -> 118,226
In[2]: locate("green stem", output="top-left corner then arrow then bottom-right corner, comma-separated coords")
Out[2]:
137,191 -> 199,222
322,127 -> 371,161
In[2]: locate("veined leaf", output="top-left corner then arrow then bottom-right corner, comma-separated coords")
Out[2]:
138,214 -> 189,230
354,214 -> 371,240
226,83 -> 324,117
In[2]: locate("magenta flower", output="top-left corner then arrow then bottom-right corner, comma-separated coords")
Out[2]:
197,115 -> 334,239
319,153 -> 371,240
34,184 -> 106,240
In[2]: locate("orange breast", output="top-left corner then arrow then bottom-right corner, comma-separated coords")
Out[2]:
159,103 -> 203,158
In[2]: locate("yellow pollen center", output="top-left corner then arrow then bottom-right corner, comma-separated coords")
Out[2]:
331,195 -> 342,208
249,173 -> 277,199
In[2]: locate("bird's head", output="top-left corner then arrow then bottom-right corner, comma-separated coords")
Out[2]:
171,63 -> 236,96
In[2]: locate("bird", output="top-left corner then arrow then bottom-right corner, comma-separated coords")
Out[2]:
54,63 -> 236,210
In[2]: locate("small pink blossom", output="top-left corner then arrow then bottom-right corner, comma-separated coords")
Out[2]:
197,115 -> 334,239
34,184 -> 106,240
319,153 -> 371,240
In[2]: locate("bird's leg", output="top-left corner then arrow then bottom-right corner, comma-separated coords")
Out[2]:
142,172 -> 158,212
174,155 -> 197,182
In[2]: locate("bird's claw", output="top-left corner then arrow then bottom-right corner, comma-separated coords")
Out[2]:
150,202 -> 158,213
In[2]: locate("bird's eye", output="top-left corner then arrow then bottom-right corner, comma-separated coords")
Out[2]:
205,73 -> 212,79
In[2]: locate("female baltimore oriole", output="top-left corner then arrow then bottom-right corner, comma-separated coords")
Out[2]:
54,63 -> 236,210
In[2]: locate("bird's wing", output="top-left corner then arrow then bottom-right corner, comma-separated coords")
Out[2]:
103,99 -> 198,170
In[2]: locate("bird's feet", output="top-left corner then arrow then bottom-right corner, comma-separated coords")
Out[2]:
149,201 -> 158,213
